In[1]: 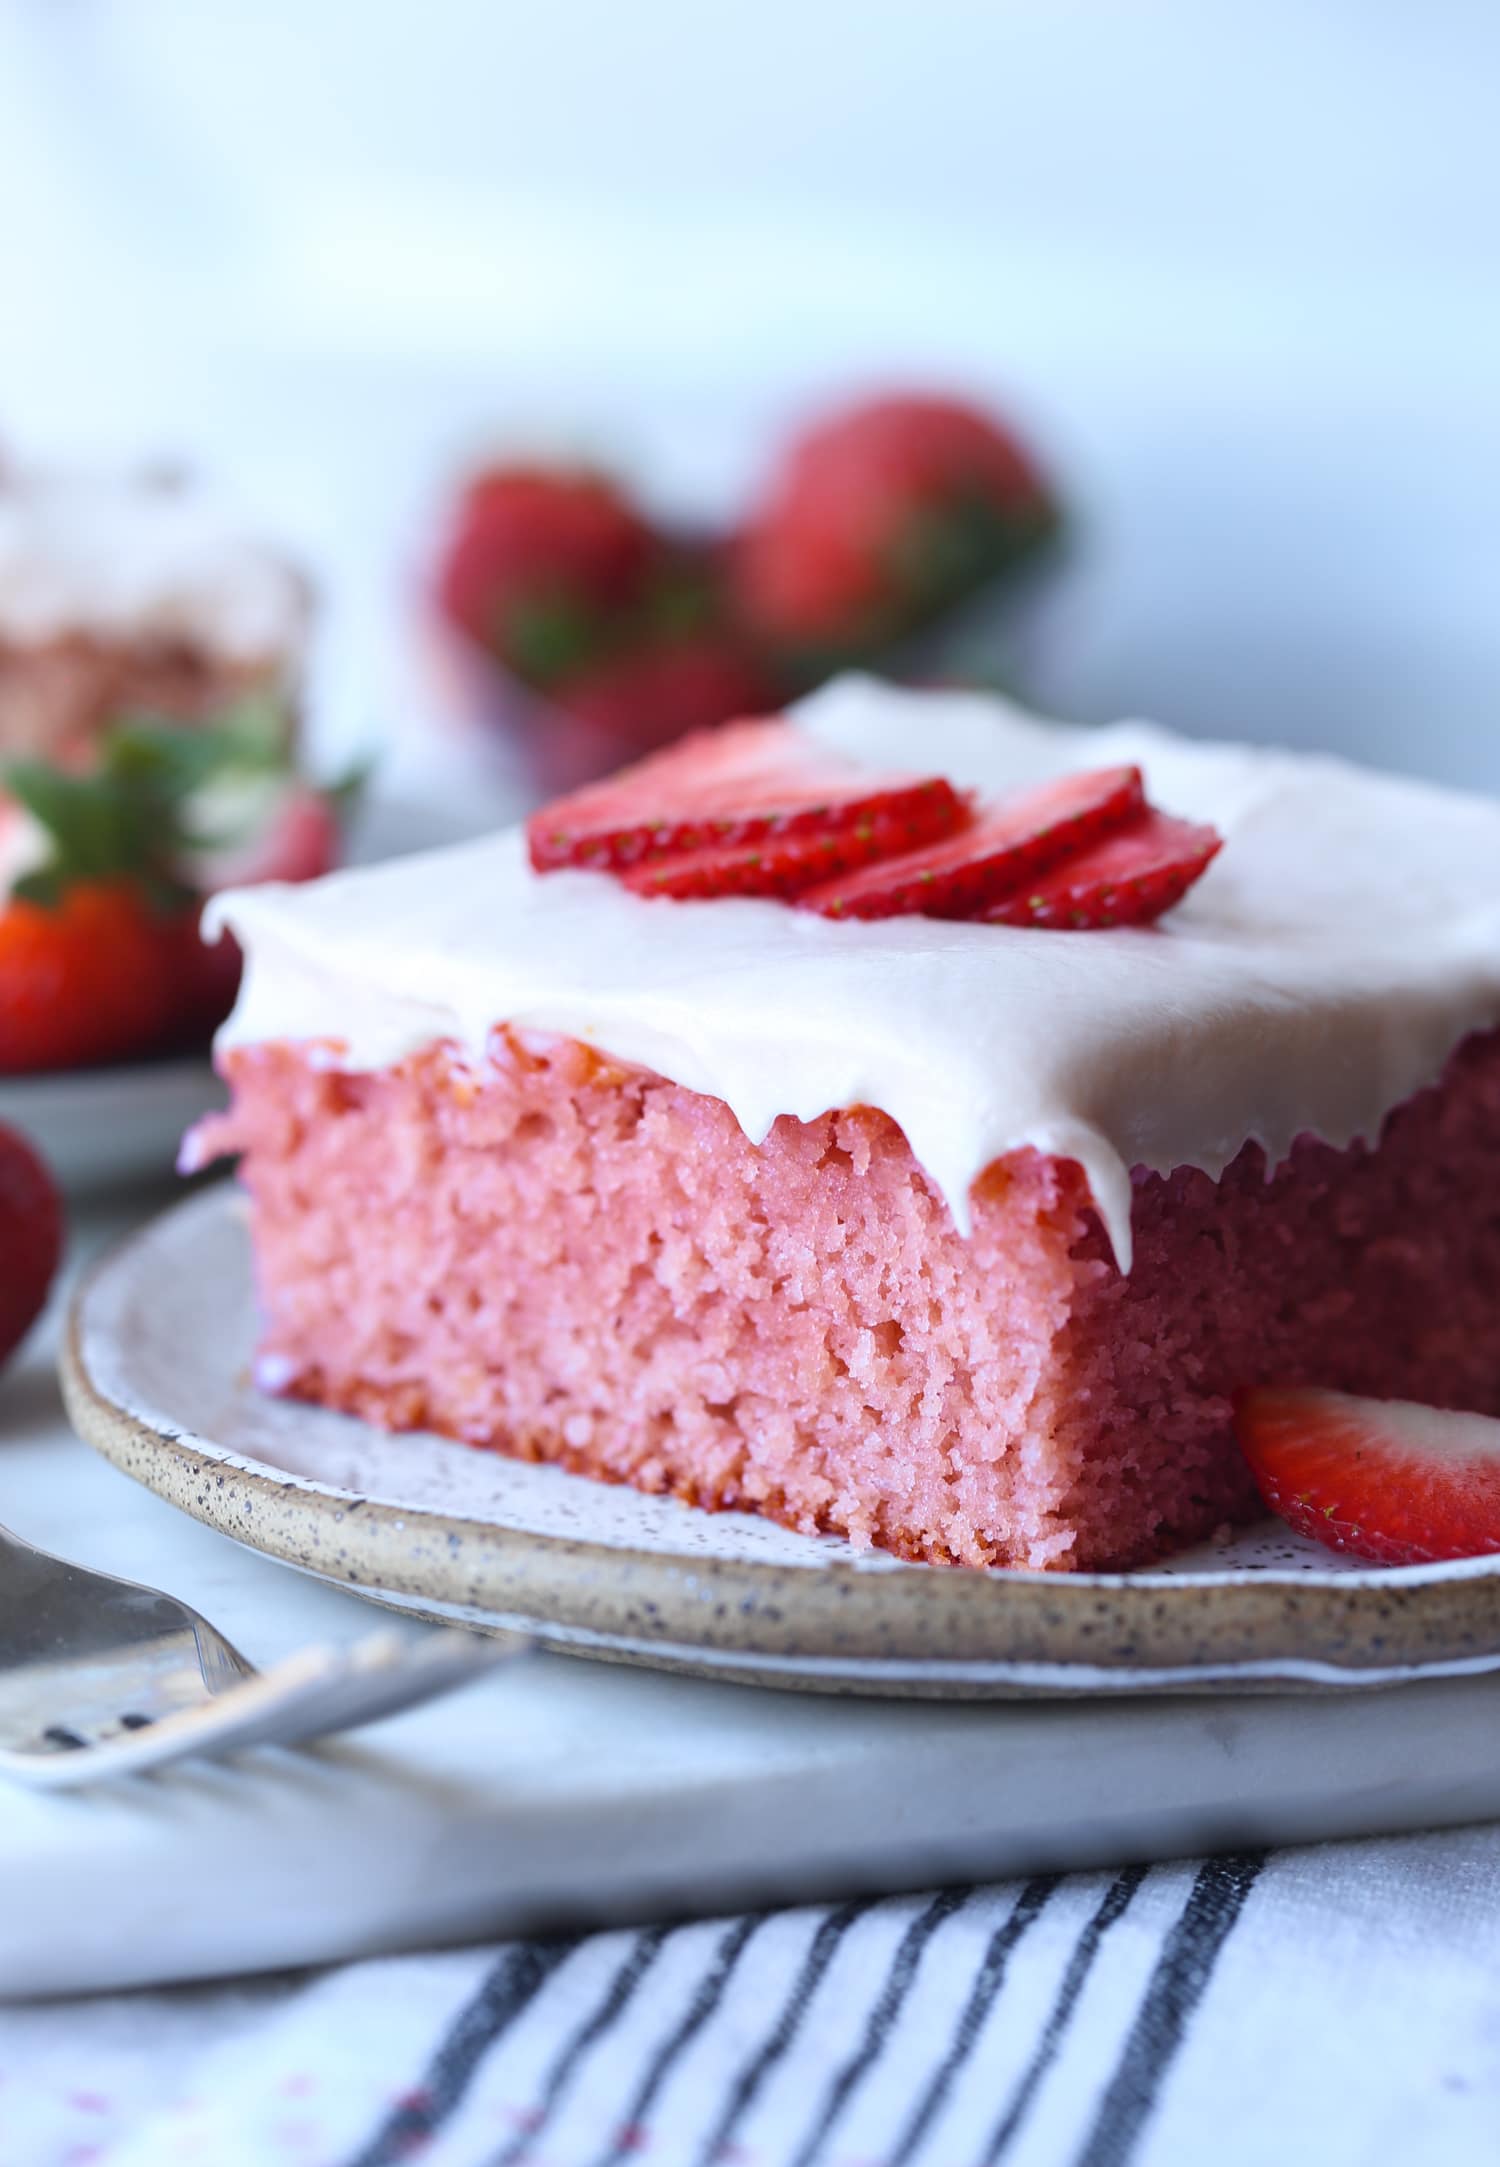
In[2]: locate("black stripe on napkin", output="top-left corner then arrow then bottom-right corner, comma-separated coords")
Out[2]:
344,1935 -> 579,2167
888,1875 -> 1060,2167
589,1914 -> 764,2167
489,1925 -> 671,2166
983,1865 -> 1148,2162
1072,1852 -> 1266,2167
788,1887 -> 970,2167
692,1901 -> 863,2166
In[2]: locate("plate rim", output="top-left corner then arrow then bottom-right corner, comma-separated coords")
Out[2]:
60,1184 -> 1500,1697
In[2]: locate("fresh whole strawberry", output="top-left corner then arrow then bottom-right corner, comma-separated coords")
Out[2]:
528,717 -> 967,878
167,907 -> 245,1042
437,467 -> 658,687
1234,1386 -> 1500,1567
0,699 -> 352,1070
0,881 -> 175,1073
181,777 -> 342,894
733,394 -> 1058,663
559,638 -> 779,755
259,788 -> 343,886
172,775 -> 350,1036
0,1123 -> 62,1371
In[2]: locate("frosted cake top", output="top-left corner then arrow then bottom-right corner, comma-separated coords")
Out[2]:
211,677 -> 1500,1268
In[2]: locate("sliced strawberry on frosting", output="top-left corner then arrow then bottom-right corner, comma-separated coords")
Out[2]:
526,717 -> 968,875
620,790 -> 968,901
981,809 -> 1221,930
1234,1387 -> 1500,1567
798,765 -> 1144,921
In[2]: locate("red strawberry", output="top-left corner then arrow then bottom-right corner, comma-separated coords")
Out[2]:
189,780 -> 342,893
799,765 -> 1143,921
981,810 -> 1221,930
437,467 -> 657,686
621,788 -> 974,901
167,906 -> 245,1040
171,784 -> 344,1036
0,882 -> 176,1074
1234,1387 -> 1500,1567
733,393 -> 1056,658
1,704 -> 345,1070
0,1122 -> 62,1371
527,717 -> 967,875
559,639 -> 780,755
238,783 -> 341,886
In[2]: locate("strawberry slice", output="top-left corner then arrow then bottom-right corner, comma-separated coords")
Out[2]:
981,809 -> 1221,930
798,765 -> 1143,920
621,793 -> 965,901
1234,1387 -> 1500,1567
526,718 -> 967,875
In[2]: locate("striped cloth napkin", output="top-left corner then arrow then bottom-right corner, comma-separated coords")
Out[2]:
4,1824 -> 1498,2166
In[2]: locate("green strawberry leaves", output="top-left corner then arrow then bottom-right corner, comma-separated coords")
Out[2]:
3,696 -> 358,912
4,761 -> 157,908
499,592 -> 607,688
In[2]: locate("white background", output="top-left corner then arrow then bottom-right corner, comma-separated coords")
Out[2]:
0,0 -> 1496,787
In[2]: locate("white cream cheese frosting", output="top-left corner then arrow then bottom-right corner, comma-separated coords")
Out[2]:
210,677 -> 1500,1269
0,470 -> 308,660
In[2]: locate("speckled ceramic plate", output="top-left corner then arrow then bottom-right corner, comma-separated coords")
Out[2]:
62,1184 -> 1500,1699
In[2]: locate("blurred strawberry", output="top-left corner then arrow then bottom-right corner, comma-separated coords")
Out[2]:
0,1122 -> 62,1371
560,638 -> 779,754
171,778 -> 347,1036
181,776 -> 342,893
437,467 -> 659,687
0,698 -> 350,1070
0,881 -> 176,1074
167,906 -> 243,1042
234,780 -> 341,885
732,393 -> 1058,665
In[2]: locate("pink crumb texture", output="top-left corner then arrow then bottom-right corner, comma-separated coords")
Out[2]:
190,1026 -> 1500,1572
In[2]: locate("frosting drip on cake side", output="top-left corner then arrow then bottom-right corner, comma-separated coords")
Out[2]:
209,677 -> 1500,1269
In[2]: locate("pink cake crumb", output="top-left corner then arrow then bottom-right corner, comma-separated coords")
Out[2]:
191,1025 -> 1500,1572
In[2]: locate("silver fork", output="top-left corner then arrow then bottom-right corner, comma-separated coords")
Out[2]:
0,1520 -> 515,1789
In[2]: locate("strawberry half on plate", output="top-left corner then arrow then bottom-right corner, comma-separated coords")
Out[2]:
1234,1386 -> 1500,1567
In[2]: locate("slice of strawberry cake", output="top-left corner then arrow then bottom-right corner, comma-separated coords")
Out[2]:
187,677 -> 1500,1571
0,465 -> 308,764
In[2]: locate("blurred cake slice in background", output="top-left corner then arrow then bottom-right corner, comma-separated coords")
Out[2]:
0,461 -> 349,1079
0,463 -> 310,766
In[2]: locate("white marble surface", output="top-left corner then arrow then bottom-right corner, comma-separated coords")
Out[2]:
4,1187 -> 1500,1997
